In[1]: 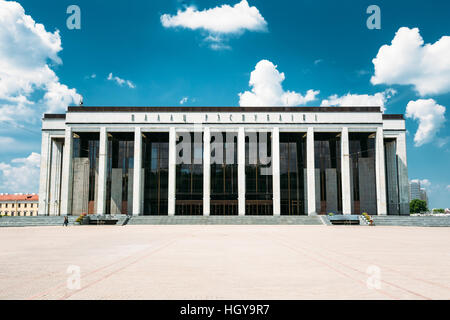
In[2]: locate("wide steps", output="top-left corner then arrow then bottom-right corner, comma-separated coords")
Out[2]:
371,216 -> 450,227
0,216 -> 77,227
127,216 -> 324,225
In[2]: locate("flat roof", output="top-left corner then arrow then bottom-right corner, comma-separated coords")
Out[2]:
43,107 -> 404,120
66,106 -> 382,113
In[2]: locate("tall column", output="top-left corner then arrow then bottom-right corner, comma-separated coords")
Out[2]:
203,127 -> 211,216
396,132 -> 409,215
168,127 -> 176,216
96,127 -> 108,215
272,127 -> 281,216
132,127 -> 143,215
307,127 -> 316,215
238,127 -> 246,216
38,132 -> 51,215
49,139 -> 63,216
60,127 -> 73,215
341,127 -> 351,214
375,127 -> 387,215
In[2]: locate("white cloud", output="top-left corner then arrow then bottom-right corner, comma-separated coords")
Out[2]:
0,152 -> 40,193
107,73 -> 136,89
44,82 -> 82,113
371,27 -> 450,96
0,0 -> 81,119
239,60 -> 319,106
179,97 -> 189,105
420,179 -> 431,188
161,0 -> 267,49
405,99 -> 446,146
410,178 -> 431,189
320,89 -> 396,112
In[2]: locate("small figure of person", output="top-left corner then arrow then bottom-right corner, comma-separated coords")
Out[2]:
63,215 -> 69,227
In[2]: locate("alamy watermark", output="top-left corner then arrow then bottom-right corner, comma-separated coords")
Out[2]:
366,5 -> 381,30
66,5 -> 81,30
366,265 -> 381,290
66,265 -> 81,290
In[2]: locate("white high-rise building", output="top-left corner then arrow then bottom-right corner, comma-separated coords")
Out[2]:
409,180 -> 421,201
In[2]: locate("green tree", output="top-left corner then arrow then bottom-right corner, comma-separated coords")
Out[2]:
410,199 -> 428,214
432,208 -> 445,213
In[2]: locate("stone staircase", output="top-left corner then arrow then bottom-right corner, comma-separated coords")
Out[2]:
371,215 -> 450,227
0,216 -> 77,227
0,215 -> 130,227
5,215 -> 447,227
127,215 -> 324,225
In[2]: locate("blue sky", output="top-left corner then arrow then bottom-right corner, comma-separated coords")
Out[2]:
0,0 -> 449,208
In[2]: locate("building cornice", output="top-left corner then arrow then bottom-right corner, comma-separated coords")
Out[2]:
66,106 -> 382,113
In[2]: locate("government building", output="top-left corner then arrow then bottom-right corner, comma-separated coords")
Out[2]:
38,106 -> 409,217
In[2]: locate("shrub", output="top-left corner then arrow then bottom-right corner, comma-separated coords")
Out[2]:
432,208 -> 445,214
362,212 -> 374,225
410,199 -> 428,214
75,213 -> 87,223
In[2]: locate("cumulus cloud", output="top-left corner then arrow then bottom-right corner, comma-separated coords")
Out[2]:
0,152 -> 40,193
0,0 -> 81,119
411,178 -> 431,189
239,60 -> 319,106
161,0 -> 267,49
420,179 -> 431,188
44,82 -> 82,113
320,89 -> 396,112
107,73 -> 136,89
371,27 -> 450,96
406,99 -> 446,146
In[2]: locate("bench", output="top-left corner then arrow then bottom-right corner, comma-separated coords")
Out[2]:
328,215 -> 360,225
88,218 -> 118,225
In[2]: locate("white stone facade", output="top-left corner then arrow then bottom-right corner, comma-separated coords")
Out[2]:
39,107 -> 409,216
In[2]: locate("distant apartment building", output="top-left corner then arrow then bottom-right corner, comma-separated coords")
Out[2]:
420,189 -> 428,204
0,194 -> 39,216
409,180 -> 428,205
409,181 -> 421,200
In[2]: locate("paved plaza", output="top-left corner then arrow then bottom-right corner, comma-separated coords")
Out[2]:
0,225 -> 449,300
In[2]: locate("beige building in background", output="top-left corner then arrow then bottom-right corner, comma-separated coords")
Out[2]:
0,194 -> 39,216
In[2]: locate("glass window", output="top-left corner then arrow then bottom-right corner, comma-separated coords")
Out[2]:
314,133 -> 342,215
71,132 -> 100,215
210,132 -> 238,215
245,132 -> 273,215
105,132 -> 134,215
175,132 -> 203,215
143,133 -> 169,215
280,133 -> 307,215
349,132 -> 377,215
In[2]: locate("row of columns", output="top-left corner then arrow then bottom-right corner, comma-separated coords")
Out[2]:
56,126 -> 389,216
